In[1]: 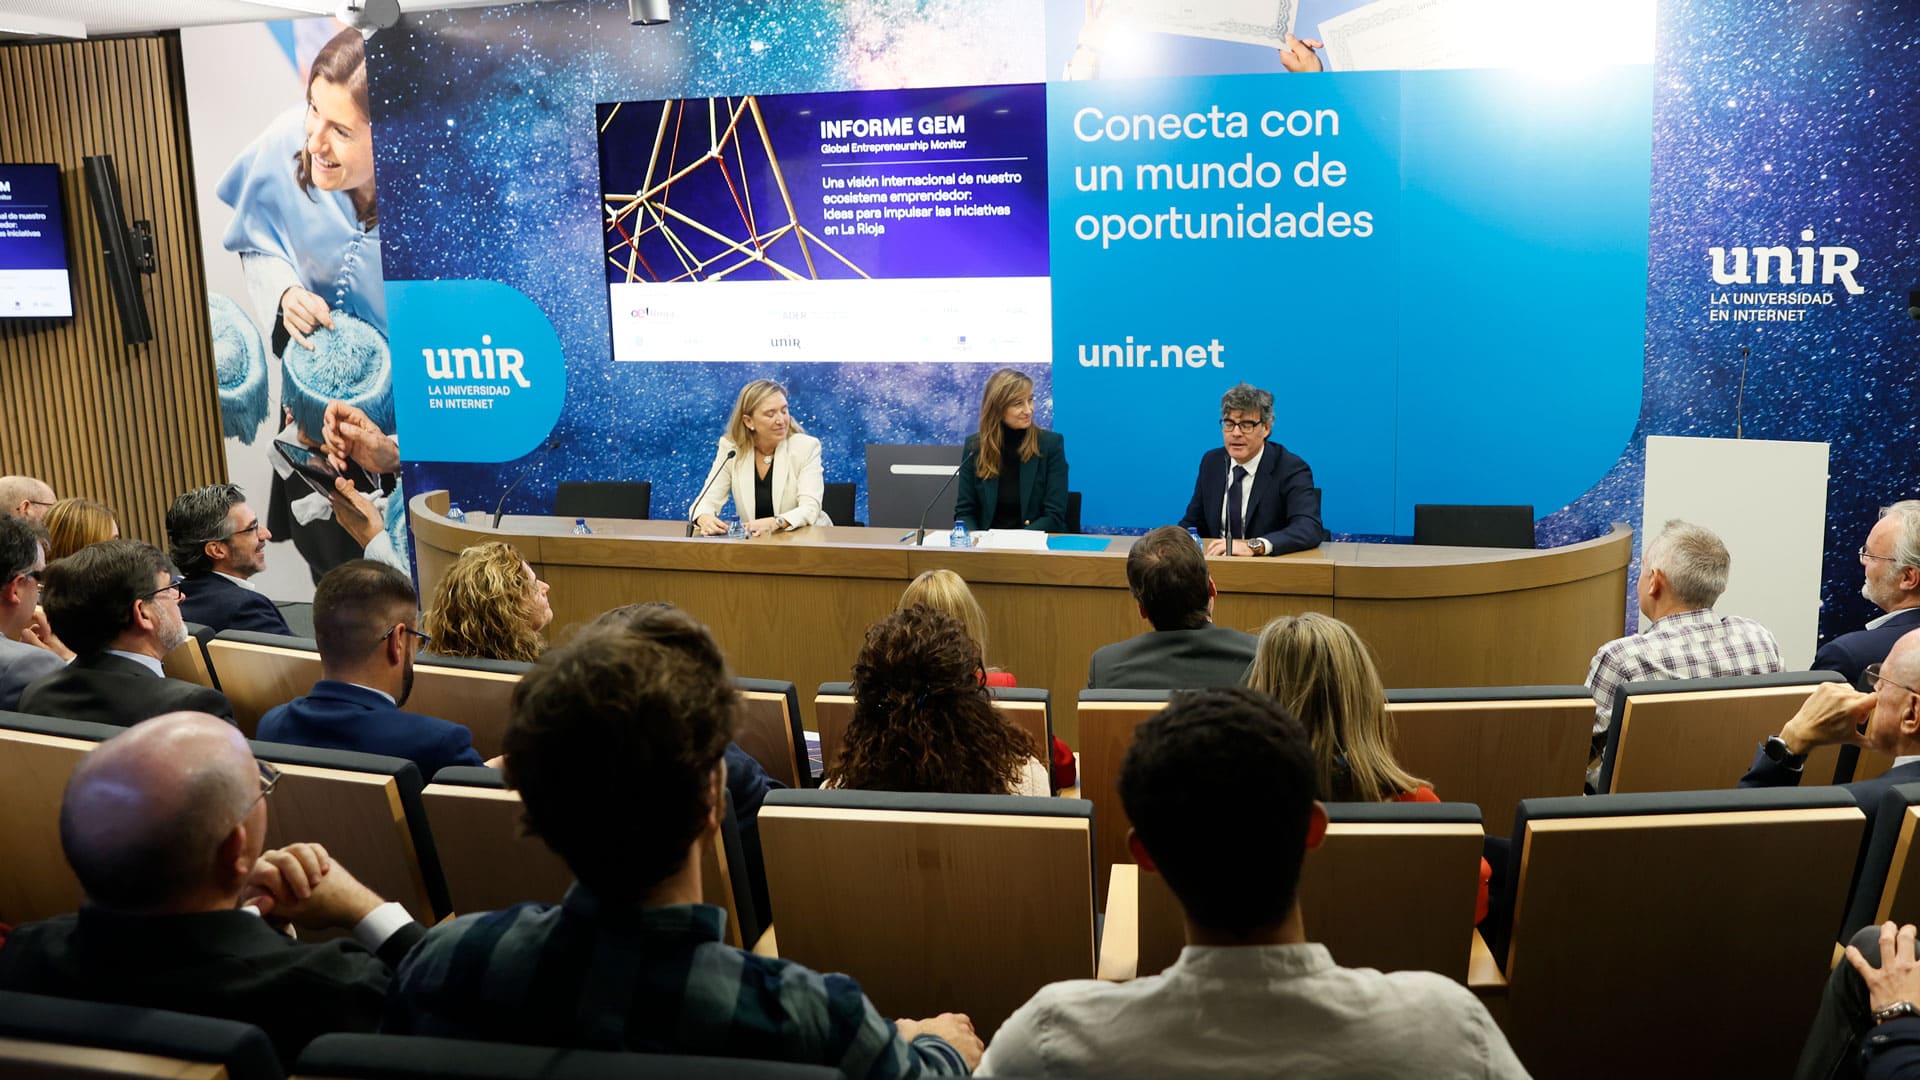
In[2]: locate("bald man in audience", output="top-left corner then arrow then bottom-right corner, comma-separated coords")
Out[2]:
1815,501 -> 1920,688
979,688 -> 1526,1078
1740,627 -> 1920,835
0,474 -> 56,521
0,513 -> 66,710
17,540 -> 232,726
0,712 -> 425,1063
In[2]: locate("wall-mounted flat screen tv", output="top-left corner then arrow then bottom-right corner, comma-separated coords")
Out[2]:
0,163 -> 76,319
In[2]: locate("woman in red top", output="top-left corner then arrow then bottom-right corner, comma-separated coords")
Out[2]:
1247,612 -> 1489,921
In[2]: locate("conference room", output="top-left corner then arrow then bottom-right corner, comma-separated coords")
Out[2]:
2,0 -> 1919,1076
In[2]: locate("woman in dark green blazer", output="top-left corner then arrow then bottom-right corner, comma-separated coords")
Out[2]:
953,368 -> 1070,533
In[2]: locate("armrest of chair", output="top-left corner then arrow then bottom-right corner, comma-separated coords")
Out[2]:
1097,864 -> 1139,982
1469,929 -> 1508,993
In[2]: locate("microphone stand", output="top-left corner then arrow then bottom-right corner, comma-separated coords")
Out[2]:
687,450 -> 737,537
492,439 -> 561,529
912,448 -> 970,546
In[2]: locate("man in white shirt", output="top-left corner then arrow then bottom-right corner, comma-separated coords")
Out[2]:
0,513 -> 67,710
978,687 -> 1529,1079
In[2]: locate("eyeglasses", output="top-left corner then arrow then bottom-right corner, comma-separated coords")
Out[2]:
26,500 -> 54,510
381,624 -> 432,649
189,521 -> 264,546
1860,547 -> 1901,564
234,759 -> 282,826
1220,417 -> 1267,434
1865,664 -> 1919,696
13,568 -> 44,587
139,574 -> 187,601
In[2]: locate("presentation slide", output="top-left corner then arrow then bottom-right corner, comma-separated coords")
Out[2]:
596,84 -> 1051,366
0,163 -> 75,319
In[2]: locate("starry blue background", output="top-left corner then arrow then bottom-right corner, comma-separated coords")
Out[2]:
375,0 -> 1919,644
1535,0 -> 1920,644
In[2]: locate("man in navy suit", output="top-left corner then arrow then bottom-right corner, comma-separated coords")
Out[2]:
1739,627 -> 1920,834
166,484 -> 291,635
258,560 -> 483,780
1814,501 -> 1920,688
1179,383 -> 1328,557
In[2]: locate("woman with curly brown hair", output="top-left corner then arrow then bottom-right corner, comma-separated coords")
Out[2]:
43,498 -> 119,563
422,541 -> 552,662
827,605 -> 1049,796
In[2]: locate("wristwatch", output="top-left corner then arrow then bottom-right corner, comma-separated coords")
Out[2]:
1250,538 -> 1270,556
1874,1001 -> 1919,1024
1762,735 -> 1808,769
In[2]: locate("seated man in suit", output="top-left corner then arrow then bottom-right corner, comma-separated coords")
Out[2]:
1816,501 -> 1920,688
19,541 -> 233,725
0,711 -> 425,1063
978,688 -> 1525,1078
1739,626 -> 1920,836
1088,525 -> 1256,690
166,483 -> 291,635
258,560 -> 484,779
382,620 -> 982,1077
0,514 -> 67,711
1178,383 -> 1327,557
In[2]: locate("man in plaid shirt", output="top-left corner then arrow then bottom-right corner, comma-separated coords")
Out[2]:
382,613 -> 980,1077
1586,520 -> 1782,755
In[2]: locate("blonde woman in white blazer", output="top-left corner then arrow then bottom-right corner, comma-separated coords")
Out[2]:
690,379 -> 832,536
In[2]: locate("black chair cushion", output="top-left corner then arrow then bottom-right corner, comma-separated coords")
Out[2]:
215,628 -> 320,652
766,787 -> 1091,821
296,1033 -> 838,1079
1077,689 -> 1174,704
415,653 -> 532,676
1323,801 -> 1483,826
0,709 -> 127,742
0,990 -> 283,1080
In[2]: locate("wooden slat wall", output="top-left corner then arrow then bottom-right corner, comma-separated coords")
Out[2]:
0,34 -> 224,545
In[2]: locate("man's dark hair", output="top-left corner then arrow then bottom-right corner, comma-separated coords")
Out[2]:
313,560 -> 418,664
1119,687 -> 1317,936
1126,525 -> 1212,631
166,484 -> 247,577
504,621 -> 738,902
60,754 -> 246,910
43,540 -> 175,656
0,512 -> 48,584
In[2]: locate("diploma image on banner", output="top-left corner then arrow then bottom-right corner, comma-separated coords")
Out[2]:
1101,0 -> 1299,49
597,84 -> 1051,368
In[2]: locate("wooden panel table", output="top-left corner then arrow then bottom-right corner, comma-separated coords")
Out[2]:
412,491 -> 1630,744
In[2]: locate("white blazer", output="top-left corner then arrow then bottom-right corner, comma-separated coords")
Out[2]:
689,432 -> 831,528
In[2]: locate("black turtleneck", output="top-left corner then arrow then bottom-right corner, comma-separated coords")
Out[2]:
992,426 -> 1026,529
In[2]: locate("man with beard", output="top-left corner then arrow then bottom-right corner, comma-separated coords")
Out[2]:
257,560 -> 483,777
19,541 -> 233,725
1814,501 -> 1920,689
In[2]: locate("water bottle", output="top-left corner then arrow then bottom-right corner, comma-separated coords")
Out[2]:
726,519 -> 747,540
1187,526 -> 1203,549
447,505 -> 467,524
950,521 -> 970,548
571,518 -> 592,535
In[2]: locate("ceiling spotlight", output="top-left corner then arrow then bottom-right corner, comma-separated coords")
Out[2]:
629,0 -> 671,25
337,0 -> 400,32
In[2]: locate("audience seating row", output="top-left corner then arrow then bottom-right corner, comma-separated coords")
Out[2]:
0,990 -> 839,1079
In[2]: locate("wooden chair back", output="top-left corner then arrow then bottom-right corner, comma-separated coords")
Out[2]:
1386,692 -> 1592,836
421,776 -> 747,948
1604,682 -> 1842,794
1076,692 -> 1169,905
1500,794 -> 1864,1076
0,1036 -> 234,1078
0,726 -> 95,925
252,754 -> 440,925
1123,807 -> 1484,982
204,637 -> 319,737
161,634 -> 218,691
759,790 -> 1096,1038
736,680 -> 806,789
405,663 -> 519,760
1862,802 -> 1920,931
811,685 -> 1050,780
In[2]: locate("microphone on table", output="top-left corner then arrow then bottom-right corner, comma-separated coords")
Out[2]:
687,449 -> 737,537
912,445 -> 972,546
492,439 -> 562,529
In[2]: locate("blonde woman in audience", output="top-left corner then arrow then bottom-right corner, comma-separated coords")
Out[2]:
898,568 -> 1015,687
1247,611 -> 1488,920
828,605 -> 1049,796
421,541 -> 551,662
43,498 -> 119,563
